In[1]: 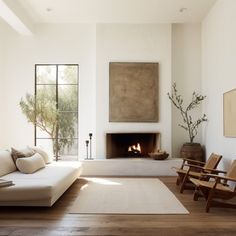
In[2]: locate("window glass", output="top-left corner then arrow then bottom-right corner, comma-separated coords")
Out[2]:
35,64 -> 78,161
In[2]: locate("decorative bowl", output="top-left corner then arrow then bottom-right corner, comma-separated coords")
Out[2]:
148,152 -> 169,160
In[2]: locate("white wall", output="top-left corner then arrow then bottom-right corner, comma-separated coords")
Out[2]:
0,23 -> 96,159
172,24 -> 202,158
0,19 -> 9,147
0,31 -> 3,146
202,0 -> 236,168
96,24 -> 172,158
0,21 -> 204,160
0,22 -> 3,146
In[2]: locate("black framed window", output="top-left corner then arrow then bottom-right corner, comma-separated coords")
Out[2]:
35,64 -> 78,161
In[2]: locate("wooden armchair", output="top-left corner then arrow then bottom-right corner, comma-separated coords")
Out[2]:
173,153 -> 222,193
190,160 -> 236,212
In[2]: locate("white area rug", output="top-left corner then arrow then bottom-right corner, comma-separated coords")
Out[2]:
70,178 -> 189,214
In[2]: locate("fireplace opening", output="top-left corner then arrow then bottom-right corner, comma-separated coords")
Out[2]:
106,133 -> 160,158
128,143 -> 141,156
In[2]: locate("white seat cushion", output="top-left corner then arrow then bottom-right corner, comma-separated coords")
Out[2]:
0,162 -> 82,206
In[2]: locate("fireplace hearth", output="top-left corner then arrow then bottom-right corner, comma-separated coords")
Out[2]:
106,133 -> 160,158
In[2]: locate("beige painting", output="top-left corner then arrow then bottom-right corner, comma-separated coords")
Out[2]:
109,62 -> 159,122
224,88 -> 236,137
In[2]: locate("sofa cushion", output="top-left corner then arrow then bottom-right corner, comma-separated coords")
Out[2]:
0,162 -> 82,206
29,146 -> 52,164
16,153 -> 46,174
11,147 -> 35,163
0,150 -> 17,177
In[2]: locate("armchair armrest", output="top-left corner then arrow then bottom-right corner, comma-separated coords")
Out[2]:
203,168 -> 227,174
200,173 -> 223,178
184,163 -> 205,170
215,175 -> 236,182
183,158 -> 205,166
201,173 -> 236,182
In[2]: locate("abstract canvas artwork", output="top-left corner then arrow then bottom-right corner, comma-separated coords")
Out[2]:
223,88 -> 236,137
109,62 -> 159,122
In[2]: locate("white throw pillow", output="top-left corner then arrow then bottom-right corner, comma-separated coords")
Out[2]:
0,150 -> 17,177
16,153 -> 46,174
28,146 -> 52,164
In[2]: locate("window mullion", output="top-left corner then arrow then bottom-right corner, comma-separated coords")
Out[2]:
56,65 -> 59,161
34,65 -> 37,146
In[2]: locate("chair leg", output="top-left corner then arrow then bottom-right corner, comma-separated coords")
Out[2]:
206,187 -> 216,213
176,176 -> 182,186
176,176 -> 180,185
176,174 -> 184,186
180,169 -> 193,194
193,189 -> 201,201
180,175 -> 188,193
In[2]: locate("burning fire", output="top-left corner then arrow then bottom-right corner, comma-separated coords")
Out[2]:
128,143 -> 141,154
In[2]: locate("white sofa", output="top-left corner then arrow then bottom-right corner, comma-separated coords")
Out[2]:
0,150 -> 82,206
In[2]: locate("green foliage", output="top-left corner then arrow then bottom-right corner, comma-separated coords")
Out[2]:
20,65 -> 78,156
167,83 -> 207,143
20,89 -> 58,138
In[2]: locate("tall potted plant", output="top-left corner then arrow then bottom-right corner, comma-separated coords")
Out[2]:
168,83 -> 207,161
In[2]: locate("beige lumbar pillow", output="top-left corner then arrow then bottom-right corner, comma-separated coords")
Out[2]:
16,153 -> 45,174
28,146 -> 52,164
0,150 -> 17,177
11,147 -> 35,163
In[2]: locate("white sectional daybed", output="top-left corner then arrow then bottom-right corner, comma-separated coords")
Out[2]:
0,149 -> 82,206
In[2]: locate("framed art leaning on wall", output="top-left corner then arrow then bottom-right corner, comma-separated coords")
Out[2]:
223,88 -> 236,137
109,62 -> 159,122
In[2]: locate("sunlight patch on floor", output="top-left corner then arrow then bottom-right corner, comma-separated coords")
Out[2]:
88,178 -> 122,186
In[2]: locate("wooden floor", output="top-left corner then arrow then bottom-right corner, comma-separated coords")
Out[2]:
0,177 -> 236,236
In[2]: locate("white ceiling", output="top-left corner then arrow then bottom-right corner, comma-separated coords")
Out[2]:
17,0 -> 216,24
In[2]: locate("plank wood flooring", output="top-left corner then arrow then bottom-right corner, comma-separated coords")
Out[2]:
0,177 -> 236,236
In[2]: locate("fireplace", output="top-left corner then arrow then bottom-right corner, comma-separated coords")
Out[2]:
106,133 -> 160,158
